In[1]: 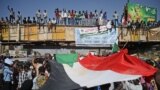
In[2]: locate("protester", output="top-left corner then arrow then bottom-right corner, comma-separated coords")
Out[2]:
3,58 -> 13,90
8,5 -> 15,24
96,18 -> 100,32
27,17 -> 32,24
23,17 -> 27,24
36,66 -> 47,88
113,11 -> 119,27
17,11 -> 22,24
36,10 -> 41,24
12,60 -> 19,90
42,10 -> 47,24
63,9 -> 68,25
32,17 -> 36,24
47,18 -> 56,32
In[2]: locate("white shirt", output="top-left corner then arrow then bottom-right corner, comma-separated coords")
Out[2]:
94,12 -> 98,18
99,13 -> 103,20
36,11 -> 41,18
63,12 -> 67,18
61,11 -> 64,18
43,12 -> 47,18
67,13 -> 71,18
32,77 -> 39,90
27,70 -> 32,80
51,19 -> 56,24
81,13 -> 85,19
107,20 -> 112,29
113,13 -> 118,19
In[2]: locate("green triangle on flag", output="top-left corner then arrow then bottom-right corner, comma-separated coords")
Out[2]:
55,53 -> 78,67
112,43 -> 120,53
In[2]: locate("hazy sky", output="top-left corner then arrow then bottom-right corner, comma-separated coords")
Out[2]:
0,0 -> 160,20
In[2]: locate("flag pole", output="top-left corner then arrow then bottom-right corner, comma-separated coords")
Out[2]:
122,41 -> 129,49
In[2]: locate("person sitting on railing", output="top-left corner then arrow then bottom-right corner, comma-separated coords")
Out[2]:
48,18 -> 52,32
27,17 -> 32,24
39,19 -> 45,32
23,17 -> 27,25
32,17 -> 37,25
5,17 -> 9,24
48,18 -> 56,32
0,17 -> 6,25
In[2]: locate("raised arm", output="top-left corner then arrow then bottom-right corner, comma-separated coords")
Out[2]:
8,5 -> 11,11
32,58 -> 36,68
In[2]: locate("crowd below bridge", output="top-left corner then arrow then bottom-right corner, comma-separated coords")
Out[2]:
0,49 -> 160,90
0,53 -> 52,90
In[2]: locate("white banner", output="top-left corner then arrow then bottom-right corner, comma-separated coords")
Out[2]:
75,26 -> 118,47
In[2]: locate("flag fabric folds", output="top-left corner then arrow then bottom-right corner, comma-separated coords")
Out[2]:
41,49 -> 157,90
55,53 -> 78,67
63,62 -> 141,88
40,60 -> 81,90
79,49 -> 157,76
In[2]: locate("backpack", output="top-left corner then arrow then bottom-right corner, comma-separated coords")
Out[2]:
36,74 -> 47,88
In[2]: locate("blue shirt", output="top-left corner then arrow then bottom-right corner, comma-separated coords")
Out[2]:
3,66 -> 13,82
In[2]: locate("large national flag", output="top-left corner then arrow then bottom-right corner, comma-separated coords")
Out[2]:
40,49 -> 157,90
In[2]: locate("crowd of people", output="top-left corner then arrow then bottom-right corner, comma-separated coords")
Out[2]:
126,19 -> 160,32
0,6 -> 160,32
0,53 -> 52,90
0,6 -> 109,27
0,48 -> 160,90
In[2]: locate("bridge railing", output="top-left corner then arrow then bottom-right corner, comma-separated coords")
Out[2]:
0,24 -> 160,42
